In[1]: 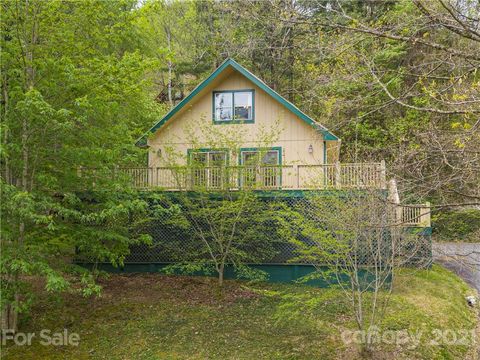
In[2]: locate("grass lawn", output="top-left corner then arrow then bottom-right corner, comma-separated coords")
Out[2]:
2,265 -> 478,359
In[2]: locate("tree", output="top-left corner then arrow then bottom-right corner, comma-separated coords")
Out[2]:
0,0 -> 161,331
159,118 -> 284,286
281,189 -> 430,353
163,191 -> 280,286
136,0 -> 219,106
304,0 -> 480,205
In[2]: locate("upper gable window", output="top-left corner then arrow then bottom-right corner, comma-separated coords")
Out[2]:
213,90 -> 254,124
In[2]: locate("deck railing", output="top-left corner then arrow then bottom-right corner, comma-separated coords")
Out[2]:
114,162 -> 387,191
398,203 -> 431,227
77,162 -> 431,227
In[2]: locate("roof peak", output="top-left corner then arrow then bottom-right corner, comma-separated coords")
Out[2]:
136,58 -> 338,147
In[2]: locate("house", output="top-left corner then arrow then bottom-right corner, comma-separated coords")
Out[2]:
132,58 -> 387,191
138,58 -> 339,167
111,59 -> 432,281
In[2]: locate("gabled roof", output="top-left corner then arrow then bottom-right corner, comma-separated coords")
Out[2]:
136,58 -> 339,146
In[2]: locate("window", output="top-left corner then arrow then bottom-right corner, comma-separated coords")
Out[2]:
189,150 -> 228,188
213,90 -> 254,123
213,93 -> 233,121
234,92 -> 253,120
240,148 -> 281,188
241,149 -> 280,166
190,150 -> 227,167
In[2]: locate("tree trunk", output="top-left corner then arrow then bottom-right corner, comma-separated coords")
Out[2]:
3,118 -> 29,333
166,27 -> 174,109
2,73 -> 10,184
1,300 -> 18,332
218,263 -> 225,287
0,122 -> 27,334
287,1 -> 294,101
1,0 -> 38,333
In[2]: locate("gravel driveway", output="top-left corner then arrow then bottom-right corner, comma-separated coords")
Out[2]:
433,242 -> 480,292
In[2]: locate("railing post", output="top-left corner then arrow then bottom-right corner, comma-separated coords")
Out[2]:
295,165 -> 300,189
335,161 -> 341,189
397,205 -> 403,224
422,202 -> 431,227
380,160 -> 386,189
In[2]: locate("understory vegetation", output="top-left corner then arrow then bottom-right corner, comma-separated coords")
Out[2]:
432,208 -> 480,243
2,266 -> 478,360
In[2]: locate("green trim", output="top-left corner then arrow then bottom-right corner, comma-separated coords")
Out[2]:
136,58 -> 339,146
254,189 -> 307,198
134,188 -> 389,199
77,263 -> 326,285
251,189 -> 369,198
136,137 -> 148,147
323,141 -> 327,164
78,263 -> 391,286
322,132 -> 338,141
407,226 -> 433,235
212,89 -> 255,124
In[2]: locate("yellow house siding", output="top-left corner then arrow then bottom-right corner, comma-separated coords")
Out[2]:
148,70 -> 326,168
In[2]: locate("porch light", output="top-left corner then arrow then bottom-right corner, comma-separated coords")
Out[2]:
156,148 -> 162,157
308,144 -> 313,154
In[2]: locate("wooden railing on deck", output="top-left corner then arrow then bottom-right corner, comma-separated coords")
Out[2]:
78,162 -> 431,227
398,203 -> 431,227
115,162 -> 387,191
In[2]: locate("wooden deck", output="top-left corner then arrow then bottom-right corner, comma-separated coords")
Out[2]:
79,161 -> 431,227
117,162 -> 387,191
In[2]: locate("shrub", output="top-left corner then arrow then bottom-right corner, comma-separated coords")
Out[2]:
432,208 -> 480,242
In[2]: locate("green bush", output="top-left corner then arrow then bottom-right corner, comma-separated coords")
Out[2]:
432,209 -> 480,242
